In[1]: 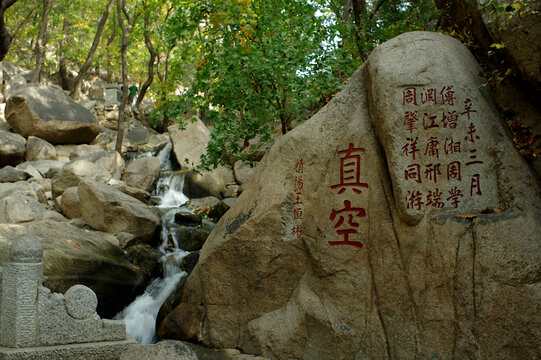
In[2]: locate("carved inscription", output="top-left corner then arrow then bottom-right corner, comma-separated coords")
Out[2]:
400,86 -> 484,211
328,143 -> 367,248
290,157 -> 304,238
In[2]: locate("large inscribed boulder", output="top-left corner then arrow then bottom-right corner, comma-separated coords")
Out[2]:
180,32 -> 541,360
5,84 -> 100,144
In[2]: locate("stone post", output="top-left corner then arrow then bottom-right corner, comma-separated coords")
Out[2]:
0,235 -> 43,348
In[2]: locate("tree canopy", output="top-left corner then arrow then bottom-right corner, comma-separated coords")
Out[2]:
2,0 -> 442,168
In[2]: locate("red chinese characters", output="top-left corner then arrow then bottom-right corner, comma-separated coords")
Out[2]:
330,143 -> 368,195
329,143 -> 368,248
329,200 -> 366,248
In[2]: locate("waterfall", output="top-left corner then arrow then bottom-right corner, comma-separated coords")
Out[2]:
115,142 -> 194,344
114,254 -> 187,344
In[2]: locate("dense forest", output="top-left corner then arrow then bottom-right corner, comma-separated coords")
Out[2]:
0,0 -> 538,168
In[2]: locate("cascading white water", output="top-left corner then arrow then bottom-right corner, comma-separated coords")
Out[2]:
115,252 -> 188,344
115,142 -> 194,344
155,174 -> 189,208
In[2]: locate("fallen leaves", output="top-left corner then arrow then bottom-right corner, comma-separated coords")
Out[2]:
455,213 -> 478,219
507,120 -> 540,160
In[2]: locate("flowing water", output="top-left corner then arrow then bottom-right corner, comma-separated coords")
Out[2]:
115,143 -> 193,344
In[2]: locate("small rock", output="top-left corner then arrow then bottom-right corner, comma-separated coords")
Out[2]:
0,165 -> 29,182
0,130 -> 26,166
25,136 -> 56,161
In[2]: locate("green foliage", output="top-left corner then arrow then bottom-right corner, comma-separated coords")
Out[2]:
165,0 -> 357,169
4,0 -> 441,171
159,0 -> 440,170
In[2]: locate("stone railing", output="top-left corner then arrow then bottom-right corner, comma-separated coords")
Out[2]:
0,235 -> 136,359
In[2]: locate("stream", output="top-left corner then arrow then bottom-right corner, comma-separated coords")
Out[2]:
115,143 -> 195,344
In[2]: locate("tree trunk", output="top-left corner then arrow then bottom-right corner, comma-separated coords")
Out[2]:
105,16 -> 117,83
114,0 -> 129,154
350,0 -> 366,60
58,18 -> 71,90
0,0 -> 18,61
71,0 -> 115,99
136,2 -> 157,123
31,0 -> 52,84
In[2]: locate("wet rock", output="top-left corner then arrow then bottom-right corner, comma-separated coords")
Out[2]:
172,224 -> 210,252
174,210 -> 202,226
207,198 -> 237,221
124,243 -> 163,279
181,251 -> 200,274
156,276 -> 189,334
157,304 -> 204,343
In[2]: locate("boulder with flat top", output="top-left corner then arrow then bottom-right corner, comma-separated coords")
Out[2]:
5,84 -> 100,144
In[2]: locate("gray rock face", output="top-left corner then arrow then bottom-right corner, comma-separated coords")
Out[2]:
51,159 -> 112,197
60,187 -> 82,219
0,181 -> 47,204
69,144 -> 104,160
363,31 -> 514,226
184,166 -> 235,199
233,160 -> 255,185
78,179 -> 161,243
25,136 -> 56,161
5,84 -> 100,144
181,32 -> 541,360
0,166 -> 29,182
126,127 -> 150,146
108,178 -> 151,204
120,340 -> 198,360
79,150 -> 125,180
0,130 -> 26,166
122,156 -> 161,191
0,195 -> 47,223
169,120 -> 210,170
17,160 -> 65,178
